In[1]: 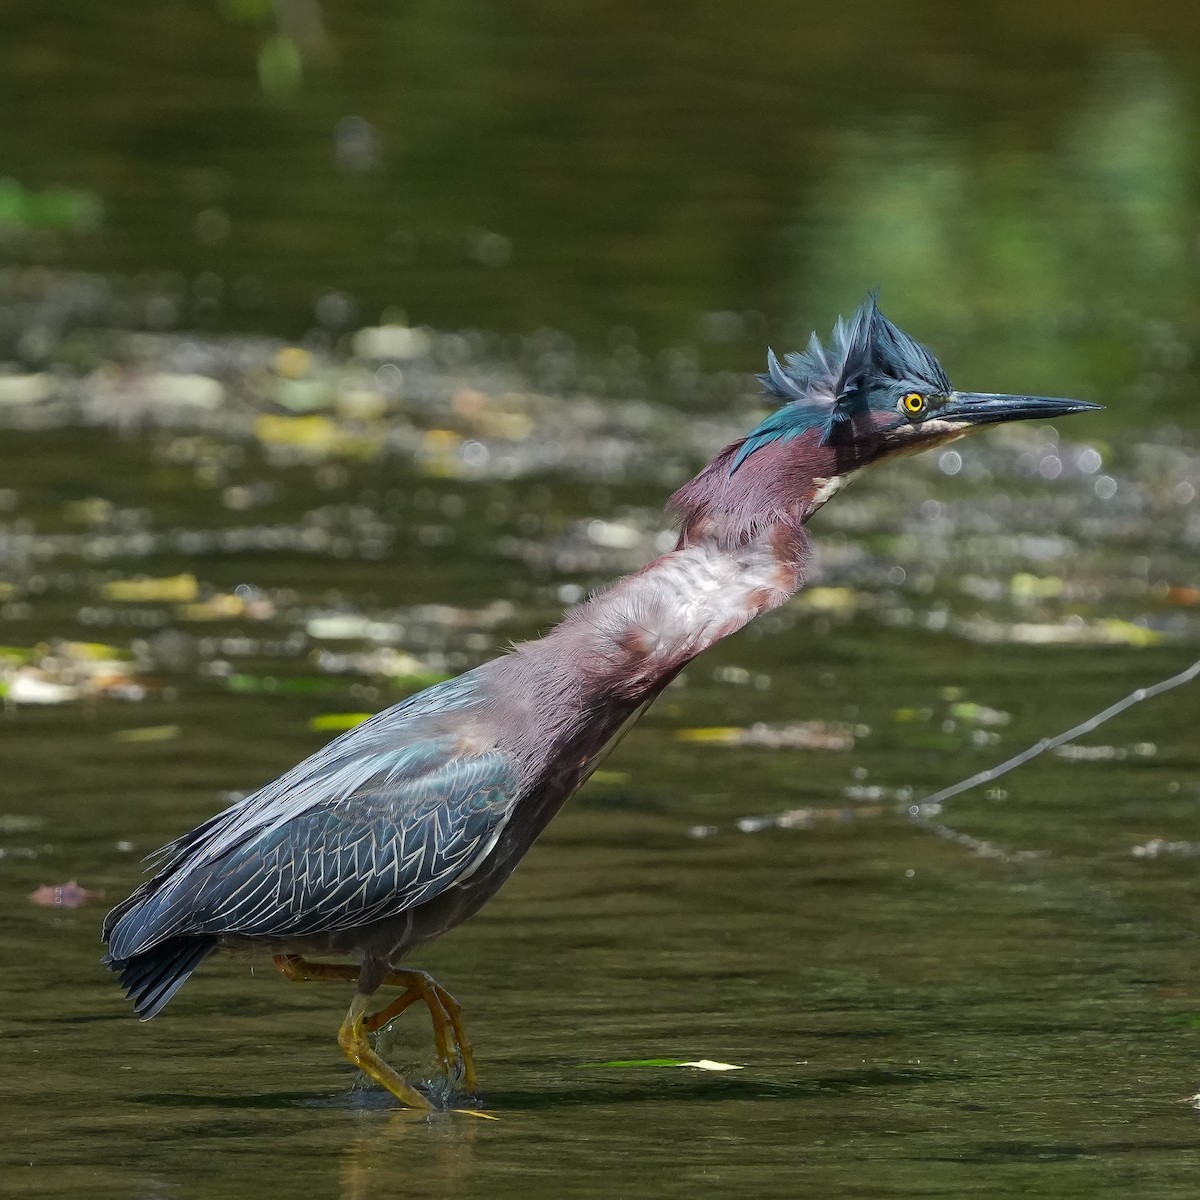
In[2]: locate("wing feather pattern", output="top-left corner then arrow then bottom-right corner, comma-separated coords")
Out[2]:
104,670 -> 520,962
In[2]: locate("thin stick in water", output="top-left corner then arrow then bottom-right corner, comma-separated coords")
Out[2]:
910,654 -> 1200,828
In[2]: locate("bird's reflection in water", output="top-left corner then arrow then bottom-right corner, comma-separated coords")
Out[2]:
338,1104 -> 483,1200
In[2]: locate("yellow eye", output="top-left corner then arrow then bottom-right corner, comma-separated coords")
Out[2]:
901,392 -> 925,416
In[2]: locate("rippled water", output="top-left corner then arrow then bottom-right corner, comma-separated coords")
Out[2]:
3,5 -> 1200,1197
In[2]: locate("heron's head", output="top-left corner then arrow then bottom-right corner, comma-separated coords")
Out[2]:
671,293 -> 1101,545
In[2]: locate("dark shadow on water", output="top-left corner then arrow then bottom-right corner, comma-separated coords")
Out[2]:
921,1139 -> 1200,1164
128,1063 -> 955,1116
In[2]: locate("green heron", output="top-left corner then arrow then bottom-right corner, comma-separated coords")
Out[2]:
103,295 -> 1100,1109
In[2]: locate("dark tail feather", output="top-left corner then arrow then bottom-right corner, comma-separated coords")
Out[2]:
105,936 -> 217,1020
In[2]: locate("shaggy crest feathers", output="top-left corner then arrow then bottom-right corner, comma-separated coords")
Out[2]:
731,292 -> 951,470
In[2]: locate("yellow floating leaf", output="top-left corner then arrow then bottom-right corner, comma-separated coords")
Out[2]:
254,413 -> 338,448
675,726 -> 743,745
178,594 -> 246,621
101,573 -> 197,603
799,587 -> 858,613
1097,619 -> 1162,648
62,641 -> 132,661
1010,572 -> 1063,600
309,712 -> 373,732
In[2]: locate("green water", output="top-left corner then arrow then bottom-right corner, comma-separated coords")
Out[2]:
2,4 -> 1199,1197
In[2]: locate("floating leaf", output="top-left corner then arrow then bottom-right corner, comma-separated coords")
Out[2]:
798,586 -> 858,614
309,712 -> 373,733
1162,1014 -> 1200,1030
226,674 -> 352,695
4,672 -> 79,704
101,573 -> 197,603
676,722 -> 853,751
676,726 -> 743,745
1010,572 -> 1064,600
948,702 -> 1010,727
580,1058 -> 744,1072
114,725 -> 181,743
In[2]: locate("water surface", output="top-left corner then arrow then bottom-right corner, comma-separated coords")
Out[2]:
2,4 -> 1199,1197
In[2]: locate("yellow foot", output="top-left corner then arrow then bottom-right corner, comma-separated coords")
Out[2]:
274,954 -> 481,1107
367,969 -> 479,1097
339,994 -> 434,1110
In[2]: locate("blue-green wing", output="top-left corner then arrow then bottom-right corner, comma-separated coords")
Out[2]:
105,671 -> 520,958
185,745 -> 517,938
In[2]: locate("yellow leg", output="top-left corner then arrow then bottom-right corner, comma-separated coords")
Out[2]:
338,994 -> 433,1110
364,982 -> 452,1074
272,955 -> 479,1102
367,970 -> 477,1096
273,953 -> 359,984
425,979 -> 478,1097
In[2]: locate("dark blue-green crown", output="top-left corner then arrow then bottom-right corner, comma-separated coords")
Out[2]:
732,293 -> 951,470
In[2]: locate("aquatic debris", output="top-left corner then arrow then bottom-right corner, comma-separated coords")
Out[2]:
29,880 -> 104,908
1163,586 -> 1200,607
735,805 -> 882,834
309,712 -> 373,733
902,656 -> 1200,863
226,674 -> 355,696
143,373 -> 225,410
1131,838 -> 1200,859
956,616 -> 1164,647
3,668 -> 79,704
947,702 -> 1011,727
253,413 -> 383,459
1053,742 -> 1157,761
306,614 -> 406,642
0,814 -> 44,834
911,654 -> 1200,814
113,725 -> 181,743
580,1058 -> 743,1072
101,573 -> 198,603
676,721 -> 854,751
351,324 -> 432,361
1009,572 -> 1065,602
179,592 -> 277,622
0,642 -> 148,704
796,586 -> 858,614
0,373 -> 54,407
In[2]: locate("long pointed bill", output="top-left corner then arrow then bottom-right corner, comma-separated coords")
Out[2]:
941,391 -> 1103,428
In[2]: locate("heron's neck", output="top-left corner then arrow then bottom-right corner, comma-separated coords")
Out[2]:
524,518 -> 809,702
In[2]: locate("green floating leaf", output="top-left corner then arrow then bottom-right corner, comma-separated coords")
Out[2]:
580,1058 -> 744,1072
226,674 -> 351,695
309,712 -> 373,733
1162,1013 -> 1200,1030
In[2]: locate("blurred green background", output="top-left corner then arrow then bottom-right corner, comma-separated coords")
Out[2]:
3,1 -> 1200,408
